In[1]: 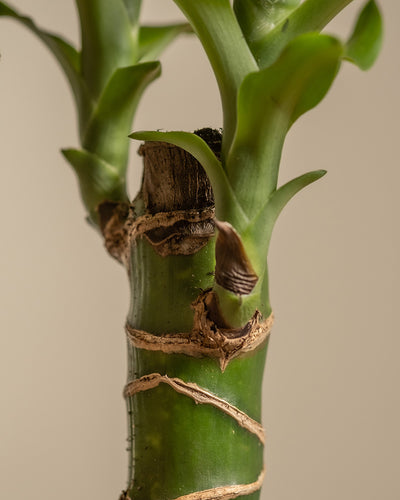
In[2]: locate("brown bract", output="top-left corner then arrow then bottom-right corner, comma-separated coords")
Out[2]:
126,290 -> 273,371
215,220 -> 258,295
99,203 -> 215,261
99,133 -> 218,261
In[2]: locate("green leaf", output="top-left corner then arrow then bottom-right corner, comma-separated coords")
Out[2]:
172,0 -> 257,158
0,2 -> 80,79
226,33 -> 342,217
82,61 -> 161,172
75,0 -> 137,99
138,24 -> 192,62
242,170 -> 327,272
122,0 -> 142,26
345,0 -> 383,70
0,1 -> 92,132
62,148 -> 128,225
254,0 -> 353,68
233,0 -> 300,50
129,130 -> 248,230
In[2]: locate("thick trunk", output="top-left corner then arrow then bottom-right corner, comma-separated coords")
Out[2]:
125,241 -> 267,499
100,133 -> 271,500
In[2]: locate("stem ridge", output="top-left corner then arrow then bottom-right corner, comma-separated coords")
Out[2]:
175,468 -> 265,500
174,467 -> 266,500
119,467 -> 265,500
126,291 -> 274,371
124,373 -> 265,444
100,203 -> 216,262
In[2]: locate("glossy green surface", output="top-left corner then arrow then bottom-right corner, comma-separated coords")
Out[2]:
126,239 -> 268,498
128,343 -> 269,421
234,0 -> 301,52
129,239 -> 216,334
255,0 -> 354,68
128,384 -> 264,499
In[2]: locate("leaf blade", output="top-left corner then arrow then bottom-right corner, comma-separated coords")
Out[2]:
233,0 -> 300,58
345,0 -> 383,70
138,24 -> 192,62
82,62 -> 161,172
254,0 -> 353,68
0,1 -> 92,130
227,33 -> 342,217
243,170 -> 327,272
62,148 -> 128,225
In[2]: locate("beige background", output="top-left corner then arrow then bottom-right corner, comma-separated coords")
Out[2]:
0,1 -> 398,499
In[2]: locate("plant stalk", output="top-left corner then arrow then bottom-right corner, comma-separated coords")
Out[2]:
106,139 -> 271,499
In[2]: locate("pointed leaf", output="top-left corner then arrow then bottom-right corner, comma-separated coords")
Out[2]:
138,24 -> 192,62
75,0 -> 137,99
233,0 -> 300,56
0,2 -> 92,130
243,170 -> 327,272
255,0 -> 353,68
82,62 -> 161,172
62,148 -> 128,224
122,0 -> 142,26
227,33 -> 342,216
172,0 -> 258,157
129,130 -> 248,230
345,0 -> 383,70
0,2 -> 79,80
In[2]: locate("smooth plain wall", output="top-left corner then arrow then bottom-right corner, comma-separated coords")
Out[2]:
0,1 -> 398,499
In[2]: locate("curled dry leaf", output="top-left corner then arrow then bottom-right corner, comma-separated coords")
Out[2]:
215,220 -> 258,295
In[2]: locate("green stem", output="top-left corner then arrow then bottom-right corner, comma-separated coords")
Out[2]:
126,239 -> 267,499
120,140 -> 270,499
172,0 -> 258,159
75,0 -> 137,99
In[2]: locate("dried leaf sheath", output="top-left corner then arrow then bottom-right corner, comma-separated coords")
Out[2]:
215,220 -> 259,296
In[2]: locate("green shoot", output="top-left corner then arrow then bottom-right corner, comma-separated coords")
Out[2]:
131,0 -> 383,320
227,33 -> 343,217
345,0 -> 383,70
172,0 -> 258,158
0,0 -> 190,225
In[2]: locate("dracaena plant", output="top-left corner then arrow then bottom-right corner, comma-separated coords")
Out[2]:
0,0 -> 190,225
1,1 -> 382,500
132,0 -> 383,327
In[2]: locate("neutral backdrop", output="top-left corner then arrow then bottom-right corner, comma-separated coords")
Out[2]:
0,1 -> 398,499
